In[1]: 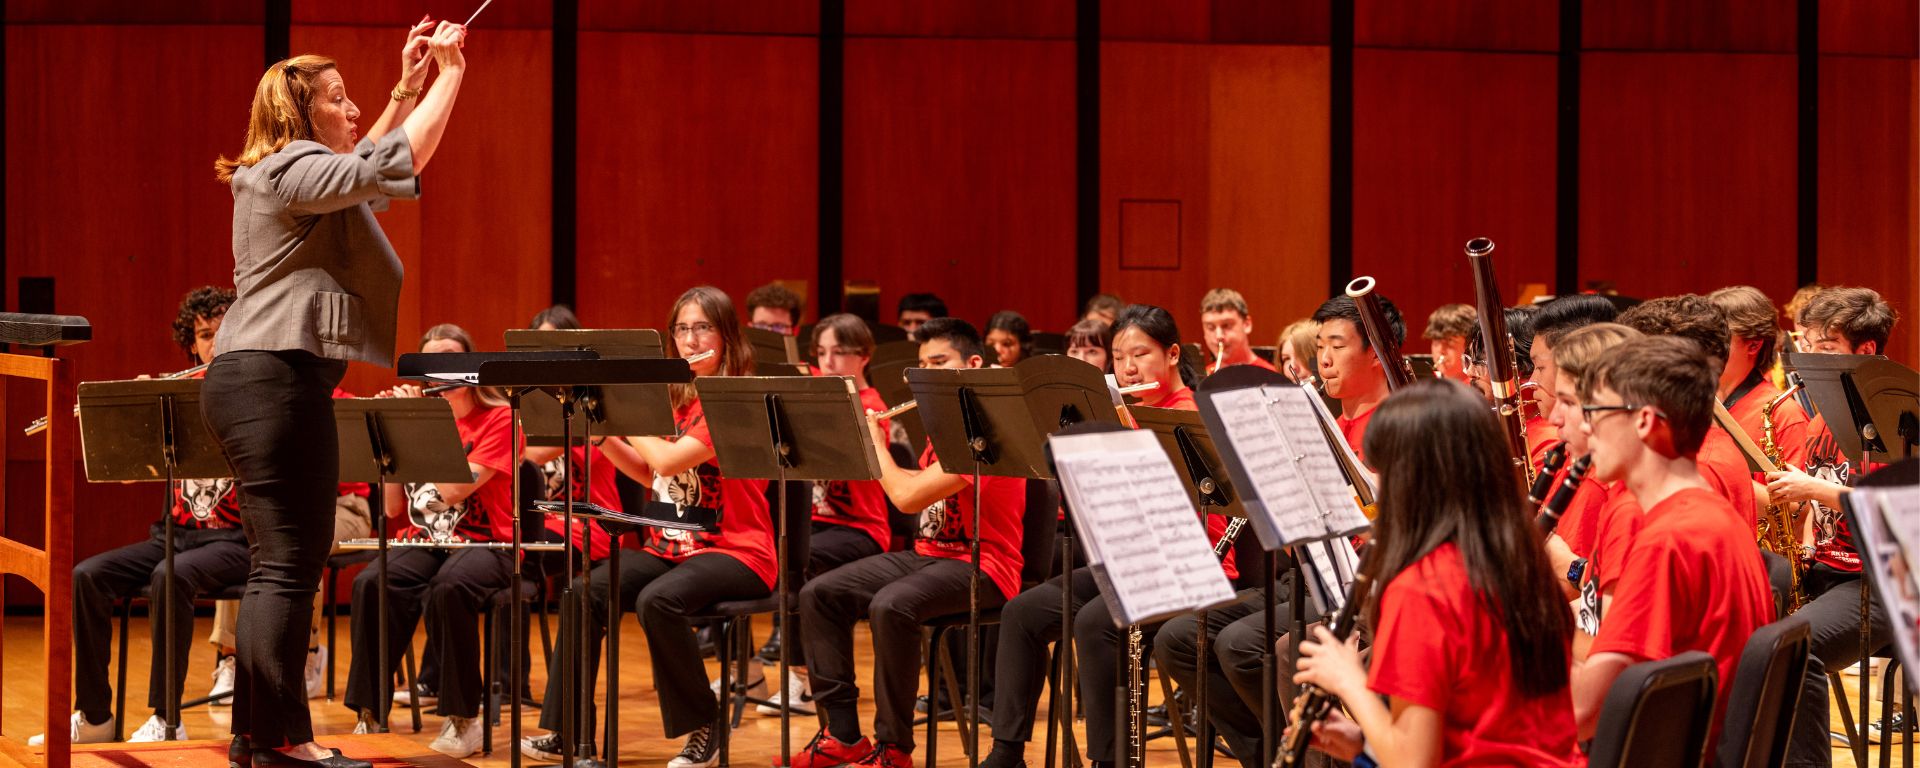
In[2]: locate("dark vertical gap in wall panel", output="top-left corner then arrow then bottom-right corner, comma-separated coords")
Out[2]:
1556,0 -> 1580,296
552,0 -> 578,310
1329,0 -> 1354,294
1796,0 -> 1818,288
266,0 -> 290,66
1075,0 -> 1100,310
818,0 -> 846,316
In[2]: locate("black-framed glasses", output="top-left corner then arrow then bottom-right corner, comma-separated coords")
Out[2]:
672,322 -> 717,339
1582,402 -> 1665,422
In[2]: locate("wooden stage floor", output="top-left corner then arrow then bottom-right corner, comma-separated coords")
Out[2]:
0,614 -> 1905,767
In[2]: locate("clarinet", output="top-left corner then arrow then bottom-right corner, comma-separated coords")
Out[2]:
1529,444 -> 1570,508
1276,566 -> 1374,768
1212,517 -> 1246,559
1535,456 -> 1592,537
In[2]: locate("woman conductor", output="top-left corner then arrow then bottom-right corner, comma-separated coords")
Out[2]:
206,18 -> 467,768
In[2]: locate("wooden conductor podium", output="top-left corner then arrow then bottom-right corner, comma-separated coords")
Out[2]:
0,312 -> 89,767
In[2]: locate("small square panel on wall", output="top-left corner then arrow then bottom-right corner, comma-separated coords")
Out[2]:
1119,199 -> 1182,270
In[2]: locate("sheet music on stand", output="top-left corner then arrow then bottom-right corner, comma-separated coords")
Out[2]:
1845,484 -> 1920,700
1197,381 -> 1369,615
1049,429 -> 1237,626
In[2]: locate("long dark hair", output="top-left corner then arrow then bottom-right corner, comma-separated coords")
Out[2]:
1360,378 -> 1572,698
1111,304 -> 1199,389
987,310 -> 1034,365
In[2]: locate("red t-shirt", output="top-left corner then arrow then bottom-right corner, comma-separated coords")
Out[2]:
1552,474 -> 1611,561
1336,405 -> 1376,463
402,404 -> 515,543
1696,428 -> 1758,524
537,444 -> 621,561
913,442 -> 1028,600
1368,543 -> 1578,767
1137,385 -> 1236,580
1210,350 -> 1278,373
812,386 -> 894,551
1586,482 -> 1645,596
1590,487 -> 1773,753
641,399 -> 778,588
1727,380 -> 1811,471
1526,415 -> 1561,475
1803,413 -> 1884,573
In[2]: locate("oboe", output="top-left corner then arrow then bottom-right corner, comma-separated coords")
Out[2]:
1528,443 -> 1570,508
1535,456 -> 1592,537
1212,517 -> 1247,559
24,362 -> 210,436
1277,568 -> 1375,768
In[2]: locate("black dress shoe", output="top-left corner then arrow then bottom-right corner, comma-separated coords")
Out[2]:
229,735 -> 250,768
252,748 -> 374,768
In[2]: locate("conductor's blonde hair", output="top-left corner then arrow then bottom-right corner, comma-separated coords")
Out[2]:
215,55 -> 336,184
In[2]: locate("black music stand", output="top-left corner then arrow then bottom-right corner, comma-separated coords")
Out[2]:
77,379 -> 230,741
1132,406 -> 1249,768
867,340 -> 925,448
468,355 -> 692,768
331,397 -> 473,731
505,329 -> 674,446
1194,367 -> 1371,768
907,356 -> 1117,768
698,375 -> 885,764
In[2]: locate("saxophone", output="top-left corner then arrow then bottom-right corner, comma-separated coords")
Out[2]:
1759,383 -> 1806,611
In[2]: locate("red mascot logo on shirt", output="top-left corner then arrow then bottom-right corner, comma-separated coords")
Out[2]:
918,493 -> 967,545
180,478 -> 236,521
540,455 -> 589,503
649,464 -> 721,556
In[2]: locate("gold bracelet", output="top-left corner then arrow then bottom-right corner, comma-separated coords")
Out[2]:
391,84 -> 421,102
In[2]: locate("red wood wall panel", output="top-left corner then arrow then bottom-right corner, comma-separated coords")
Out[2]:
847,0 -> 1074,39
1820,0 -> 1920,58
581,0 -> 817,35
1100,1 -> 1329,45
1355,0 -> 1558,52
1102,0 -> 1210,42
5,22 -> 261,572
1584,0 -> 1796,52
1819,57 -> 1918,365
573,32 -> 818,332
843,37 -> 1077,331
1579,53 -> 1798,303
295,0 -> 553,29
1352,49 -> 1558,331
1101,43 -> 1330,334
4,1 -> 259,24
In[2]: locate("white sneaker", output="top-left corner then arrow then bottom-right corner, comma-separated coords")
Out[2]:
710,657 -> 766,698
304,646 -> 328,699
209,655 -> 237,706
395,682 -> 438,706
430,716 -> 484,759
756,669 -> 815,715
126,715 -> 186,743
27,711 -> 114,746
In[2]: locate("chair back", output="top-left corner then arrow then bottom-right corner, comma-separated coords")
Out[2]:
1715,616 -> 1812,768
1588,651 -> 1719,768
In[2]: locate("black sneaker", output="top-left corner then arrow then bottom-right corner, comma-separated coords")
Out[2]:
1870,710 -> 1913,744
668,725 -> 719,768
757,632 -> 784,664
697,626 -> 718,659
520,732 -> 593,763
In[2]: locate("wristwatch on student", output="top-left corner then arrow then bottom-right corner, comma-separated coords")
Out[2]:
1567,557 -> 1588,586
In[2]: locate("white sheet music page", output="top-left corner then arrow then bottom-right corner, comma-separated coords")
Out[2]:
1272,386 -> 1370,534
1052,429 -> 1236,625
1205,387 -> 1325,541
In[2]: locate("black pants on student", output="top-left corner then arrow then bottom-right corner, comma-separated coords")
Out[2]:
343,547 -> 510,720
781,523 -> 885,666
989,568 -> 1100,746
801,551 -> 1009,752
201,349 -> 346,748
71,530 -> 250,723
1785,566 -> 1894,768
539,550 -> 770,741
1155,580 -> 1318,768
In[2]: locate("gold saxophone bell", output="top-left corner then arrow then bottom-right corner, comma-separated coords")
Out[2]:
1759,383 -> 1807,612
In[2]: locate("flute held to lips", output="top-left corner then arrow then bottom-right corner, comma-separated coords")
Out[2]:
24,362 -> 212,436
870,380 -> 1161,422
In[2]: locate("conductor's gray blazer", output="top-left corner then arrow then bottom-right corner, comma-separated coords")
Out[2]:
215,130 -> 418,367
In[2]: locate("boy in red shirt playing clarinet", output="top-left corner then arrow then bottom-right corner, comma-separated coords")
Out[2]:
1569,337 -> 1774,754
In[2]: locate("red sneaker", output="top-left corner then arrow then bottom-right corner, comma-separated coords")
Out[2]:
784,730 -> 873,768
855,743 -> 914,768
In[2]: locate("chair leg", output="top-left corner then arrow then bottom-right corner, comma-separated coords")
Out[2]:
115,598 -> 132,742
1158,668 -> 1193,768
937,632 -> 974,759
482,603 -> 494,756
403,644 -> 424,733
1836,671 -> 1868,763
323,565 -> 337,701
926,629 -> 941,768
714,619 -> 733,768
732,617 -> 755,728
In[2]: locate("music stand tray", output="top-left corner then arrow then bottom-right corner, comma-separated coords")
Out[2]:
906,356 -> 1119,479
505,329 -> 676,442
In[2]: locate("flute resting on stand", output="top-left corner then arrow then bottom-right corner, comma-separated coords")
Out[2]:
24,362 -> 210,436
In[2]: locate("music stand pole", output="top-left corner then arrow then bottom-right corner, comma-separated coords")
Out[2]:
509,388 -> 529,768
159,396 -> 179,739
767,394 -> 796,765
958,386 -> 993,768
366,411 -> 395,732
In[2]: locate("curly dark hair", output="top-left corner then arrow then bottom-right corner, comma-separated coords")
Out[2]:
172,286 -> 236,361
